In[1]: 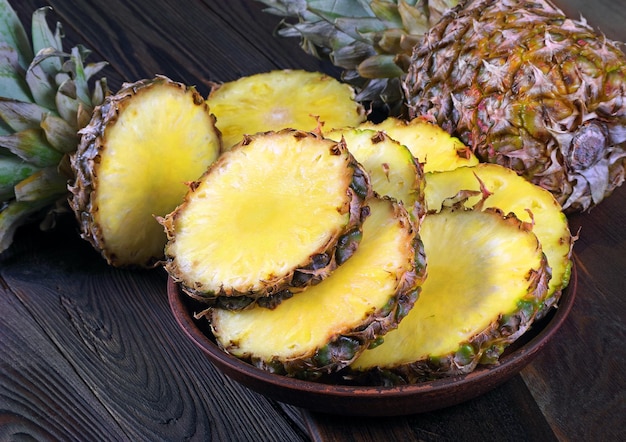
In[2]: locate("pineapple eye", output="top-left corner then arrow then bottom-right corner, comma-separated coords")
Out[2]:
568,120 -> 607,170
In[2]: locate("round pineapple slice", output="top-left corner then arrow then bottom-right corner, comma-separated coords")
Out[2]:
208,197 -> 427,379
424,163 -> 573,314
207,70 -> 367,149
325,128 -> 425,219
69,76 -> 221,267
360,116 -> 479,172
350,202 -> 550,384
161,129 -> 372,308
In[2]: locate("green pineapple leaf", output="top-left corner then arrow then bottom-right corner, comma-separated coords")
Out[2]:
0,46 -> 32,102
0,128 -> 62,167
0,156 -> 38,199
0,0 -> 33,69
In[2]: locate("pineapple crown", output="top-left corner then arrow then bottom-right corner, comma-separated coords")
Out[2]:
256,0 -> 459,110
0,0 -> 108,253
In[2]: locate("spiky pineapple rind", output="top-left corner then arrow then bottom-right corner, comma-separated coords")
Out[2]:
403,0 -> 626,212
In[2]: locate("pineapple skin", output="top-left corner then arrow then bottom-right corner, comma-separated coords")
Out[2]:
404,0 -> 626,212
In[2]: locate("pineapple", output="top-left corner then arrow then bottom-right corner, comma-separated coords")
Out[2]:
404,0 -> 626,212
349,199 -> 550,384
325,127 -> 425,219
0,1 -> 108,253
161,129 -> 372,309
359,116 -> 478,172
206,197 -> 427,379
424,163 -> 573,315
69,76 -> 221,267
258,0 -> 626,212
206,70 -> 366,149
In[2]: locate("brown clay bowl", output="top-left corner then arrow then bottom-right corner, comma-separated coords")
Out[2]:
168,263 -> 577,416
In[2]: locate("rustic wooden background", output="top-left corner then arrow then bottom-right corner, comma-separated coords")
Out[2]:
1,1 -> 625,440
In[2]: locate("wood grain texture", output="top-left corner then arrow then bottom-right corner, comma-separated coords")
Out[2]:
305,376 -> 557,442
16,0 -> 339,96
1,220 -> 310,441
2,0 -> 626,441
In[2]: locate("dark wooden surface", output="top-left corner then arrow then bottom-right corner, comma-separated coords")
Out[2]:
1,1 -> 625,441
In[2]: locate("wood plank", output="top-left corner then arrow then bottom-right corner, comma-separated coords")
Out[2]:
304,376 -> 557,442
15,0 -> 339,96
0,279 -> 129,440
1,220 -> 310,439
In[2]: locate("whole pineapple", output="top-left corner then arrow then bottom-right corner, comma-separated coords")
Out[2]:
257,0 -> 626,212
0,1 -> 107,252
404,0 -> 626,212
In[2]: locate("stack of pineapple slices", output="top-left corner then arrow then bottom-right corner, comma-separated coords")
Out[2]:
69,69 -> 573,384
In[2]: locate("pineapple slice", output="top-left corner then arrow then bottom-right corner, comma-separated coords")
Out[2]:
424,163 -> 573,314
360,116 -> 479,172
69,76 -> 221,267
207,70 -> 366,149
208,197 -> 427,379
161,129 -> 372,309
325,128 -> 425,219
350,201 -> 550,384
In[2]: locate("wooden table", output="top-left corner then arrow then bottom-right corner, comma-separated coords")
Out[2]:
1,1 -> 625,440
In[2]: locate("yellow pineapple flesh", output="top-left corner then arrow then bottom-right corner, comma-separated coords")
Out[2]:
424,163 -> 573,313
325,127 -> 425,219
208,197 -> 426,379
350,202 -> 550,384
161,129 -> 371,308
207,70 -> 366,149
360,116 -> 479,172
69,76 -> 221,267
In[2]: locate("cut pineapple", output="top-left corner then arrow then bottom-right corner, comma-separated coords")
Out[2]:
350,201 -> 550,384
69,76 -> 221,267
207,197 -> 427,379
360,116 -> 479,172
424,163 -> 573,314
207,70 -> 366,149
162,129 -> 372,308
325,127 -> 425,219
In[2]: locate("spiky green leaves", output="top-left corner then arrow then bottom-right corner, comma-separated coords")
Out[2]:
256,0 -> 459,110
0,1 -> 108,253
